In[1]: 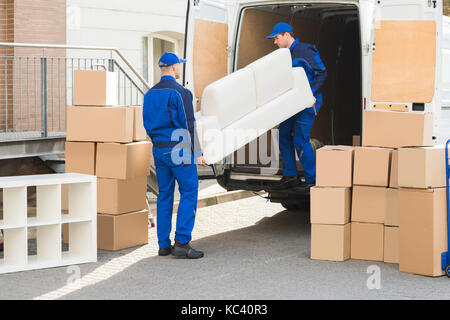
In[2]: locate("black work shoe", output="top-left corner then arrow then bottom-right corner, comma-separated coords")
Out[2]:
172,241 -> 204,259
158,246 -> 173,256
270,175 -> 300,190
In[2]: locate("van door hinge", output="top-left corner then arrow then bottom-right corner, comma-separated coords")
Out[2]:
226,45 -> 233,56
428,0 -> 437,8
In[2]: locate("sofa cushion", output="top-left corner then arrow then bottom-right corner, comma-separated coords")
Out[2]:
196,67 -> 314,164
200,68 -> 257,129
246,48 -> 294,108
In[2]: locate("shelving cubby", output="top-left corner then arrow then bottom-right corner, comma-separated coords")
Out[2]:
0,173 -> 96,274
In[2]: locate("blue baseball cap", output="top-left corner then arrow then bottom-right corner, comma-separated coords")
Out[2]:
158,52 -> 187,68
267,22 -> 293,39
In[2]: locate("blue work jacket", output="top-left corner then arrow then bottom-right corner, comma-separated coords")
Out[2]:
289,38 -> 327,95
143,75 -> 202,157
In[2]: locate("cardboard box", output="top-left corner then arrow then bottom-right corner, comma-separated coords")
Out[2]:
353,146 -> 392,187
97,176 -> 147,215
389,149 -> 399,188
131,106 -> 148,141
65,142 -> 96,175
67,106 -> 133,143
352,135 -> 361,147
399,188 -> 447,277
362,110 -> 433,148
351,186 -> 387,224
384,226 -> 399,264
96,141 -> 152,180
310,187 -> 351,225
61,184 -> 68,211
97,210 -> 149,251
350,222 -> 384,261
385,188 -> 399,227
398,146 -> 445,189
73,70 -> 118,106
310,223 -> 351,261
316,145 -> 354,187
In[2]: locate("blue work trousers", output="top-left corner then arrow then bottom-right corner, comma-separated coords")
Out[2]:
278,95 -> 323,183
153,147 -> 199,249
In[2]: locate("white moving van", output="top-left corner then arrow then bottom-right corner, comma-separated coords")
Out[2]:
183,0 -> 444,209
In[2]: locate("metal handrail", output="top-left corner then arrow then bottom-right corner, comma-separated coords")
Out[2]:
0,42 -> 152,91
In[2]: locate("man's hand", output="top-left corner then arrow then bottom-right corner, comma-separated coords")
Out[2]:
196,156 -> 209,167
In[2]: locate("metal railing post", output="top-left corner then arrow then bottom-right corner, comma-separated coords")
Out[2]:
108,58 -> 114,72
40,57 -> 48,138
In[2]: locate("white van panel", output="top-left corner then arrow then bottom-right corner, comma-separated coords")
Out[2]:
369,0 -> 442,142
194,0 -> 228,23
442,16 -> 450,108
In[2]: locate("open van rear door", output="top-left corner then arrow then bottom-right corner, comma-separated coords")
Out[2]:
184,0 -> 230,112
369,0 -> 442,132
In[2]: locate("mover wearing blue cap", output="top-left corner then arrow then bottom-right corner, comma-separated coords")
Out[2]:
143,52 -> 208,259
268,23 -> 328,191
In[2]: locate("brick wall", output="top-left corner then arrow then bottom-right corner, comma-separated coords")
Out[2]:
0,0 -> 66,134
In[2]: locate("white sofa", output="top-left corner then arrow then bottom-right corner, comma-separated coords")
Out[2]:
195,48 -> 315,164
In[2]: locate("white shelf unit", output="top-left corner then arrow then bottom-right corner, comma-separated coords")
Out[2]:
0,173 -> 97,274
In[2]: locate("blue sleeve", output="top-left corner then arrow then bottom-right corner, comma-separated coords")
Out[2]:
174,89 -> 203,158
168,92 -> 185,130
307,46 -> 327,95
184,90 -> 203,157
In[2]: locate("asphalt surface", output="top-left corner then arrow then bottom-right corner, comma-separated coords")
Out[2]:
0,195 -> 449,300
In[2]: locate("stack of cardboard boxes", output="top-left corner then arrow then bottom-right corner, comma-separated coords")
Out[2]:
397,145 -> 447,276
64,70 -> 153,251
310,145 -> 354,261
351,145 -> 392,262
311,109 -> 448,277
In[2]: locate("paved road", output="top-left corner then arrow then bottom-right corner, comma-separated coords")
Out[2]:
0,195 -> 448,300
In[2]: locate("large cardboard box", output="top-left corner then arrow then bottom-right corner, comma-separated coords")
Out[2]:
310,187 -> 351,225
65,142 -> 96,175
131,106 -> 148,141
384,226 -> 399,264
353,146 -> 392,187
97,177 -> 147,215
350,222 -> 384,261
385,188 -> 399,227
351,186 -> 387,224
67,106 -> 133,143
399,188 -> 447,277
310,223 -> 351,261
398,146 -> 445,189
61,184 -> 68,211
316,145 -> 354,187
362,110 -> 433,148
96,141 -> 152,180
389,149 -> 399,188
73,70 -> 118,106
97,210 -> 149,251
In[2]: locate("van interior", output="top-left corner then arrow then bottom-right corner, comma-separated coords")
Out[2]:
219,2 -> 363,194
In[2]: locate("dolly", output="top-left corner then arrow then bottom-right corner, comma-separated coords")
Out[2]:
443,139 -> 450,277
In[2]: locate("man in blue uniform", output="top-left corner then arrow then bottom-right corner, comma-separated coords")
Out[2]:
143,52 -> 208,259
267,22 -> 327,191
